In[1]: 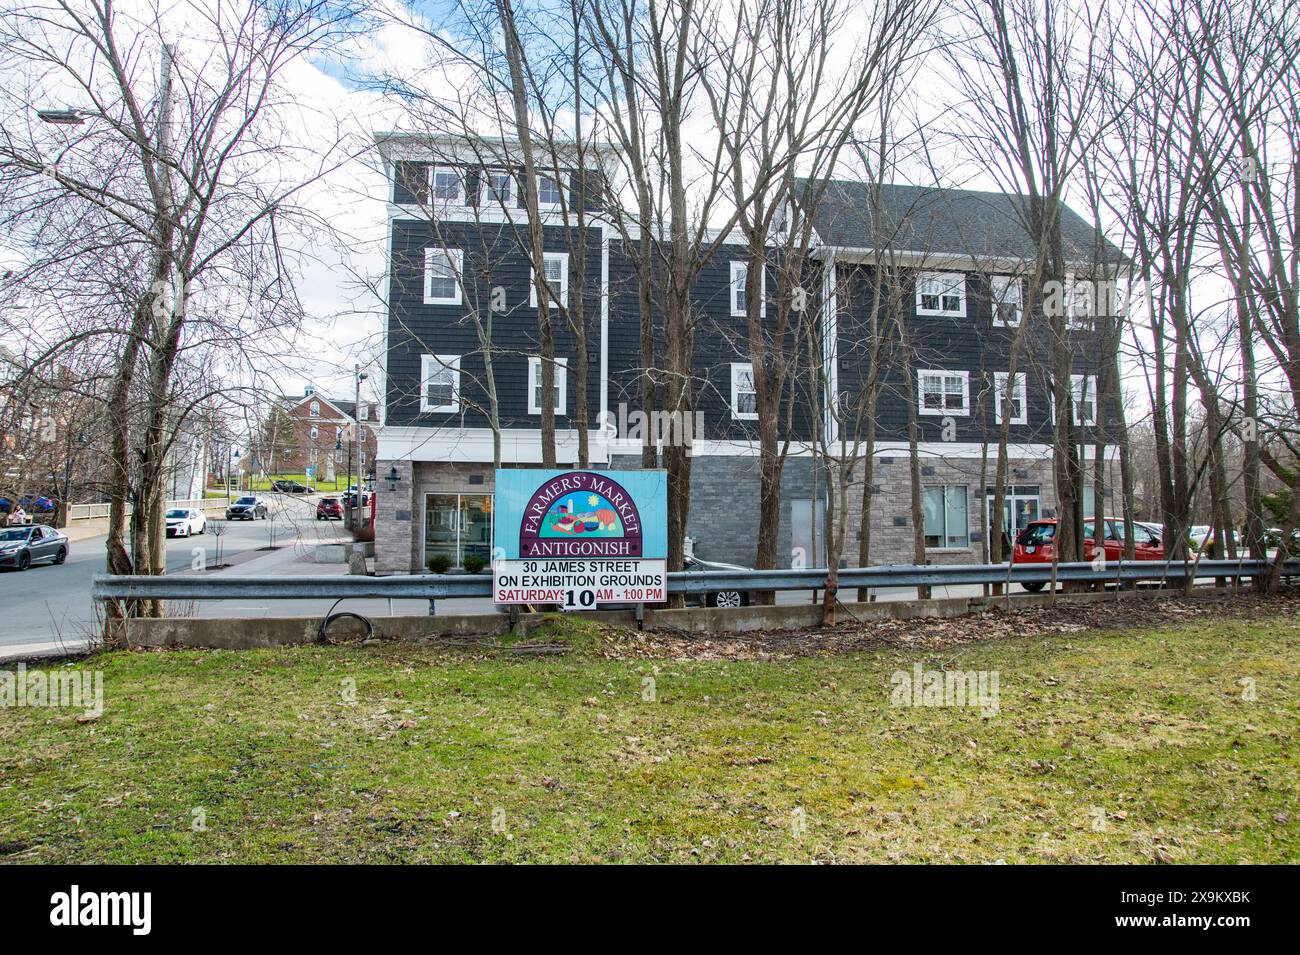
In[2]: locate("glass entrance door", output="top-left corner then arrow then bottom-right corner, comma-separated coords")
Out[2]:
424,493 -> 494,569
986,485 -> 1041,550
459,494 -> 493,567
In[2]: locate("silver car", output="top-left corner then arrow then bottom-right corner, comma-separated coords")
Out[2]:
0,524 -> 69,571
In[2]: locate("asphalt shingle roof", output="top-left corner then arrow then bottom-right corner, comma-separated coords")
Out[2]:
797,180 -> 1123,265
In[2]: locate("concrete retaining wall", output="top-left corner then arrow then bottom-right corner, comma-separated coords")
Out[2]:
115,586 -> 1196,651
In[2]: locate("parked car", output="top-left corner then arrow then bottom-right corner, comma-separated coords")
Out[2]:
225,496 -> 268,520
1188,524 -> 1241,553
272,479 -> 313,494
0,524 -> 68,570
1011,516 -> 1165,591
316,497 -> 343,521
165,507 -> 207,537
343,489 -> 372,509
683,554 -> 753,608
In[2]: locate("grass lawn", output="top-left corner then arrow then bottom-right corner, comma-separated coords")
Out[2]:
1,610 -> 1297,863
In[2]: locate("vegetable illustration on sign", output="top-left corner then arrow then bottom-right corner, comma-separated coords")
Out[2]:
519,472 -> 643,557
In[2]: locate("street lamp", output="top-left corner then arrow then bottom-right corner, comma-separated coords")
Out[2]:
37,108 -> 90,125
385,466 -> 401,492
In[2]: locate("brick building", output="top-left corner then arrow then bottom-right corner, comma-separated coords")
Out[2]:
263,387 -> 379,486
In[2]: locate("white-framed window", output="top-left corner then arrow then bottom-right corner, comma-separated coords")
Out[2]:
530,252 -> 569,308
918,369 -> 970,416
480,169 -> 513,206
729,260 -> 766,318
992,371 -> 1027,425
424,248 -> 463,305
537,173 -> 564,206
420,354 -> 461,413
1072,374 -> 1098,426
991,275 -> 1023,326
916,271 -> 966,317
923,485 -> 970,549
730,362 -> 758,420
430,166 -> 463,203
309,400 -> 320,417
527,356 -> 568,415
309,425 -> 319,441
1049,374 -> 1100,426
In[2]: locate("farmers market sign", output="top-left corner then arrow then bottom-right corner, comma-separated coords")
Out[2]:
492,469 -> 667,608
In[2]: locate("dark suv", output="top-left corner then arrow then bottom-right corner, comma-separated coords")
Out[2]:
225,496 -> 268,520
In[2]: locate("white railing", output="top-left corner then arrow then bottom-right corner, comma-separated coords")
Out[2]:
67,497 -> 223,522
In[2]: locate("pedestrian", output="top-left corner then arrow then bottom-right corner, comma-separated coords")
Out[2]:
9,504 -> 27,526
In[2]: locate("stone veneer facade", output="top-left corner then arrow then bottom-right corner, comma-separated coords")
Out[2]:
374,453 -> 1112,574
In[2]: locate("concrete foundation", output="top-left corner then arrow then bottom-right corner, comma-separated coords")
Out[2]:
115,586 -> 1187,651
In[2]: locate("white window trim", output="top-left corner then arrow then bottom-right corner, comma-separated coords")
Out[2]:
992,371 -> 1028,425
917,369 -> 971,417
730,362 -> 758,421
1066,277 -> 1097,329
1048,374 -> 1100,426
429,165 -> 464,204
923,484 -> 972,550
527,356 -> 568,416
1072,373 -> 1098,426
991,275 -> 1023,327
308,400 -> 320,418
536,172 -> 564,208
424,248 -> 463,305
420,354 -> 462,413
530,251 -> 569,308
916,271 -> 967,317
729,260 -> 766,318
479,168 -> 514,207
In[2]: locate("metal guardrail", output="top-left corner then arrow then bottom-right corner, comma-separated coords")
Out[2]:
91,558 -> 1300,603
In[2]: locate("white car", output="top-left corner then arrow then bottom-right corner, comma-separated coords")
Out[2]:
165,508 -> 206,537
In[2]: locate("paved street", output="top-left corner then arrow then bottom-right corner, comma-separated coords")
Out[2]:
0,494 -> 349,655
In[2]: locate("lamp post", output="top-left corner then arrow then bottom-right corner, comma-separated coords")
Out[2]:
59,430 -> 88,527
353,364 -> 369,529
226,447 -> 239,503
336,431 -> 352,501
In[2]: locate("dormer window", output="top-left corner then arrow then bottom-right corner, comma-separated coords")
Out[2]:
309,400 -> 320,417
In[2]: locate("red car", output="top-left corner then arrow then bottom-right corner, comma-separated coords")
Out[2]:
1011,517 -> 1164,591
316,497 -> 343,521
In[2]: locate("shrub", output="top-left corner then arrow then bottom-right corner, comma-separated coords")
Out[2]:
427,554 -> 452,573
463,554 -> 486,574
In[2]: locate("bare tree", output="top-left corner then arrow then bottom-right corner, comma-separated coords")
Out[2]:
0,0 -> 356,627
